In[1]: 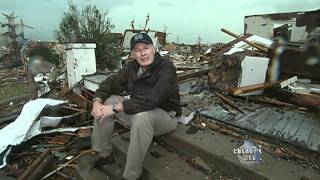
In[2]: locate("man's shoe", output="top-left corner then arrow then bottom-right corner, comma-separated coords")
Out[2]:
89,151 -> 115,168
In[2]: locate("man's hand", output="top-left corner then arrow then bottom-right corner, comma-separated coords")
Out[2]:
91,101 -> 104,119
100,105 -> 115,120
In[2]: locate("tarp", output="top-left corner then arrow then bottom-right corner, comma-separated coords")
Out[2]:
0,98 -> 65,168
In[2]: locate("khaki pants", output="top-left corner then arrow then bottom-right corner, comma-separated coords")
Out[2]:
92,95 -> 178,180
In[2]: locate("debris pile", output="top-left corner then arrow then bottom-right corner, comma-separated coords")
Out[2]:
0,10 -> 320,180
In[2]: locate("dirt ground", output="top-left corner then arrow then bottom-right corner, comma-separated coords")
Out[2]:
0,66 -> 29,102
0,81 -> 29,101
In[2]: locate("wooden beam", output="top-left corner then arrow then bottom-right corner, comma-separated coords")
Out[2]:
28,154 -> 55,180
214,92 -> 244,114
228,81 -> 281,96
177,68 -> 210,82
41,150 -> 91,179
221,28 -> 268,53
18,149 -> 52,180
248,96 -> 295,107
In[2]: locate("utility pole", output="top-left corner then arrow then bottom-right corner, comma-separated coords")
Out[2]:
1,13 -> 33,63
1,12 -> 22,62
143,13 -> 149,30
20,19 -> 33,38
130,19 -> 135,29
163,25 -> 168,33
197,35 -> 202,45
163,25 -> 168,44
1,12 -> 36,98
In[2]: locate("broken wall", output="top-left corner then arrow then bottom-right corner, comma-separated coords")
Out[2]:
175,44 -> 193,54
244,9 -> 320,42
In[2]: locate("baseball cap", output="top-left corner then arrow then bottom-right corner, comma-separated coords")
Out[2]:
130,33 -> 153,51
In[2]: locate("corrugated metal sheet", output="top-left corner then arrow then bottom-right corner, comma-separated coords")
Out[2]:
200,105 -> 320,151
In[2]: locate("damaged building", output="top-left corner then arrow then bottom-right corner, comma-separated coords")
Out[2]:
244,9 -> 320,42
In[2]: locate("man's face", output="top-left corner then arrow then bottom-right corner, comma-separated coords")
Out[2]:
131,43 -> 155,68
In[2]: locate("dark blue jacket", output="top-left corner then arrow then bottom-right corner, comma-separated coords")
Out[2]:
94,53 -> 181,116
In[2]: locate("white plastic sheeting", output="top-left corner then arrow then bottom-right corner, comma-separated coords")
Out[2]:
0,98 -> 65,168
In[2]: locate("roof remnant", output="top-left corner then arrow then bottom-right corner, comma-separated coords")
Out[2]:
200,104 -> 320,152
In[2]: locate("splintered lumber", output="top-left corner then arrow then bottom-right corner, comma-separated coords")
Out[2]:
311,91 -> 320,97
41,150 -> 91,180
18,149 -> 52,180
221,28 -> 268,53
177,68 -> 210,82
62,105 -> 87,113
28,154 -> 55,180
214,92 -> 244,114
18,149 -> 54,180
249,96 -> 295,107
74,92 -> 92,104
205,120 -> 244,138
228,81 -> 281,96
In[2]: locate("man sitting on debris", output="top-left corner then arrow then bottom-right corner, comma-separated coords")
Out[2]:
90,32 -> 181,180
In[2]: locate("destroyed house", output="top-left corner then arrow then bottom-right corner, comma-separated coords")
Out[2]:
244,9 -> 320,42
174,43 -> 193,54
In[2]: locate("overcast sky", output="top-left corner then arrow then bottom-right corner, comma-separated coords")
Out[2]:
0,0 -> 319,44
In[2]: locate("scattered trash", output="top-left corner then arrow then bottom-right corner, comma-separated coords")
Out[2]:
177,111 -> 196,125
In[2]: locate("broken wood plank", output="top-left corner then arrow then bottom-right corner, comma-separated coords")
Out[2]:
272,89 -> 320,112
18,149 -> 53,180
74,92 -> 92,104
81,88 -> 94,98
228,81 -> 281,96
310,91 -> 320,97
205,120 -> 244,138
28,154 -> 55,180
176,66 -> 202,71
214,92 -> 244,114
248,96 -> 295,107
221,28 -> 268,53
41,149 -> 91,180
177,68 -> 210,82
62,105 -> 87,113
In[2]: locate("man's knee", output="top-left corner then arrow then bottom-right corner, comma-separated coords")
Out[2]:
131,111 -> 154,129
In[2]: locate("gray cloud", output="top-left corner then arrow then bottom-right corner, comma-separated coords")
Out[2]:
157,1 -> 175,8
0,1 -> 20,12
94,0 -> 134,10
241,0 -> 319,14
271,0 -> 319,12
